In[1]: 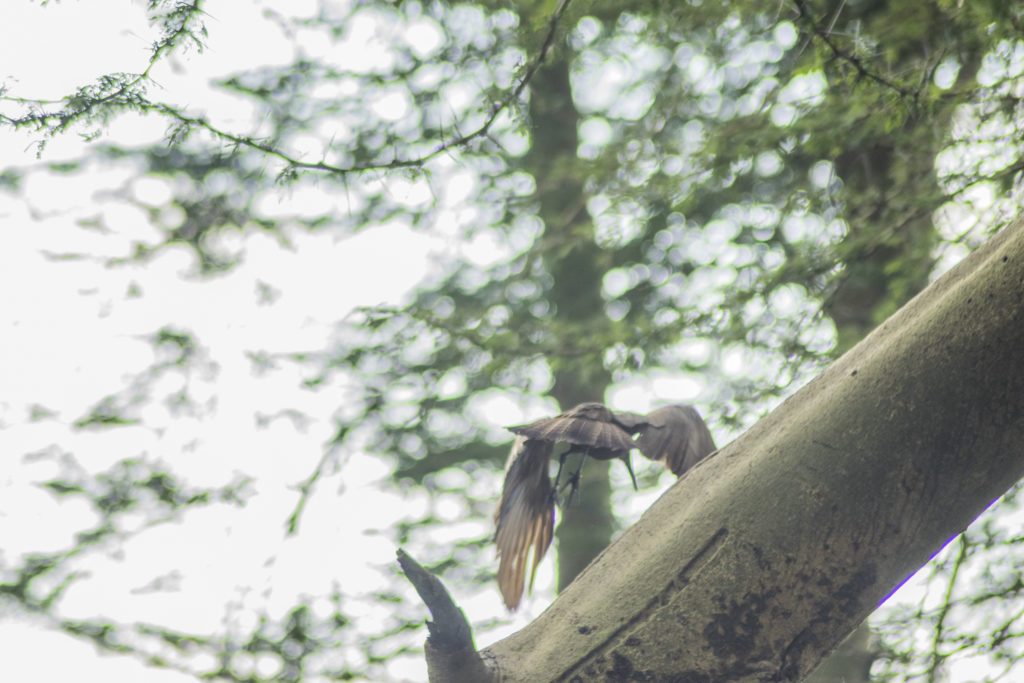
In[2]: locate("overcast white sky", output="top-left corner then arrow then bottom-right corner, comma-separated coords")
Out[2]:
0,2 -> 460,681
0,1 -> 1015,681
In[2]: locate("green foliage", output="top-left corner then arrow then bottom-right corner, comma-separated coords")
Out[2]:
2,0 -> 1024,680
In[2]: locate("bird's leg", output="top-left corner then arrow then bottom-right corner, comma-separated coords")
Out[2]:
550,449 -> 571,504
559,451 -> 588,505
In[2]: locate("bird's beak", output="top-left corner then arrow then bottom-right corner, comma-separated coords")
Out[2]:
621,452 -> 638,491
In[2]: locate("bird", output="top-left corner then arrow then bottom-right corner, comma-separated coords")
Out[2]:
508,401 -> 639,496
619,404 -> 718,476
494,402 -> 717,610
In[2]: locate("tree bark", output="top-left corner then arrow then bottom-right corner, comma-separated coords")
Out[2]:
476,216 -> 1024,681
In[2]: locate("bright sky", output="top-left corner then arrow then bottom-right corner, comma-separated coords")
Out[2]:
0,2 -> 1015,682
0,2 -> 463,681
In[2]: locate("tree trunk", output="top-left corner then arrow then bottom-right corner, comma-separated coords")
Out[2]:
476,216 -> 1024,680
522,50 -> 618,593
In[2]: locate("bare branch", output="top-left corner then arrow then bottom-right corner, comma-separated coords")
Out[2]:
397,549 -> 494,683
791,0 -> 912,100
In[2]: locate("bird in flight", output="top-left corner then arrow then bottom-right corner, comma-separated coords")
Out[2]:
493,402 -> 716,610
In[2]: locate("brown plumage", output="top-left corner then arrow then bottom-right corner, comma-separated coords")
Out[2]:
631,404 -> 717,475
494,436 -> 555,611
509,401 -> 639,490
508,401 -> 634,452
494,401 -> 717,609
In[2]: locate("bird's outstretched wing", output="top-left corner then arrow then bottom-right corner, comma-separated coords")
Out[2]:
508,401 -> 633,451
608,409 -> 647,431
633,404 -> 717,476
494,436 -> 555,610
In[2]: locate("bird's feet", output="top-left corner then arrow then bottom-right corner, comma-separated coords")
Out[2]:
559,471 -> 582,506
547,484 -> 560,507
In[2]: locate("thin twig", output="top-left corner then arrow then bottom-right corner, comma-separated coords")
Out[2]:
925,535 -> 969,682
284,425 -> 348,536
2,0 -> 575,179
791,0 -> 911,99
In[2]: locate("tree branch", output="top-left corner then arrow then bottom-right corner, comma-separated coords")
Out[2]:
1,0 -> 574,177
925,536 -> 969,683
397,549 -> 494,683
791,0 -> 912,100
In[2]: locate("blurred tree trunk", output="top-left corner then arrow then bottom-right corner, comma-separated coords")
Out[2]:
819,5 -> 985,353
522,46 -> 617,591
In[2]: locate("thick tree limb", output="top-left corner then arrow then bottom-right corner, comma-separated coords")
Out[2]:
479,216 -> 1024,680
